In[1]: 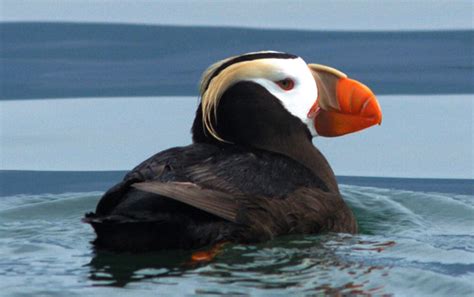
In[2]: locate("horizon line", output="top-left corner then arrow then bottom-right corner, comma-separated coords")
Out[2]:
1,21 -> 473,33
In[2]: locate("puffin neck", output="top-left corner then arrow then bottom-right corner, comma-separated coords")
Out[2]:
251,132 -> 339,194
193,116 -> 338,194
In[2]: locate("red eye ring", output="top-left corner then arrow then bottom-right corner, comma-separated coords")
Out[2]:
276,78 -> 295,91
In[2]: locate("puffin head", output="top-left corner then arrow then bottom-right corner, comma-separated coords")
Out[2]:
192,51 -> 382,147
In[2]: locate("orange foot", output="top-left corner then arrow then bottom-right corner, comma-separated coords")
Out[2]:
190,242 -> 227,263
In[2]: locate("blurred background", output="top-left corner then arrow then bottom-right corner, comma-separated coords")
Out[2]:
1,0 -> 473,179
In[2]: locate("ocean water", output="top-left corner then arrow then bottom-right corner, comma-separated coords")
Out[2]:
1,23 -> 473,100
1,95 -> 472,178
1,23 -> 473,296
0,177 -> 473,296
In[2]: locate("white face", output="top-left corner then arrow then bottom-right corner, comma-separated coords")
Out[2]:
248,57 -> 318,137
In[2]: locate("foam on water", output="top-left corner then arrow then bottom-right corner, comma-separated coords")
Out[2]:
0,185 -> 472,296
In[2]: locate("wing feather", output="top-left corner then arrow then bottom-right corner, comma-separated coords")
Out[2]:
132,181 -> 240,223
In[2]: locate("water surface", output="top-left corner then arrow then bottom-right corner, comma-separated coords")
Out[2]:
1,23 -> 473,99
0,179 -> 472,296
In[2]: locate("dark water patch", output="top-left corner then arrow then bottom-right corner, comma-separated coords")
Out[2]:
88,249 -> 189,287
0,170 -> 126,196
1,170 -> 472,196
338,176 -> 474,196
1,22 -> 473,100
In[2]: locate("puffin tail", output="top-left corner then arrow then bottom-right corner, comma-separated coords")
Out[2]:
82,212 -> 188,252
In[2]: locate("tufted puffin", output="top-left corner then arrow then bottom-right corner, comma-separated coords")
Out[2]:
84,51 -> 382,253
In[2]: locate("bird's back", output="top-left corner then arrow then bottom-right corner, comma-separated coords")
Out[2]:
84,143 -> 356,251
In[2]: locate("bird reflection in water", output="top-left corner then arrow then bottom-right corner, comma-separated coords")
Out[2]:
87,234 -> 394,295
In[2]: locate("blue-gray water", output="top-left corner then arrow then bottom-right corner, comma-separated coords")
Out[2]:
0,173 -> 473,296
1,22 -> 473,296
1,23 -> 473,100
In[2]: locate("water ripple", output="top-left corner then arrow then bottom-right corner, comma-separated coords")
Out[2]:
0,185 -> 473,296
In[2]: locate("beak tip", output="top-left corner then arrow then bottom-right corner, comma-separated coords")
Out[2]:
363,94 -> 382,127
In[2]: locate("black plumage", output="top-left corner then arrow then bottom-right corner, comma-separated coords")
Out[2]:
84,64 -> 358,252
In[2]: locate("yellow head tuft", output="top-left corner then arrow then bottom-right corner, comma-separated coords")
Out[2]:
199,59 -> 274,142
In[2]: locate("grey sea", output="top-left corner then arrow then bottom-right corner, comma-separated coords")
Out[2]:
0,23 -> 473,296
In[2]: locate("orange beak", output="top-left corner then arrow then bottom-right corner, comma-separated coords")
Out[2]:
308,77 -> 382,137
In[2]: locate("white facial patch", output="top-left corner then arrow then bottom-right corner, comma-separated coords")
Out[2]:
249,57 -> 319,137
